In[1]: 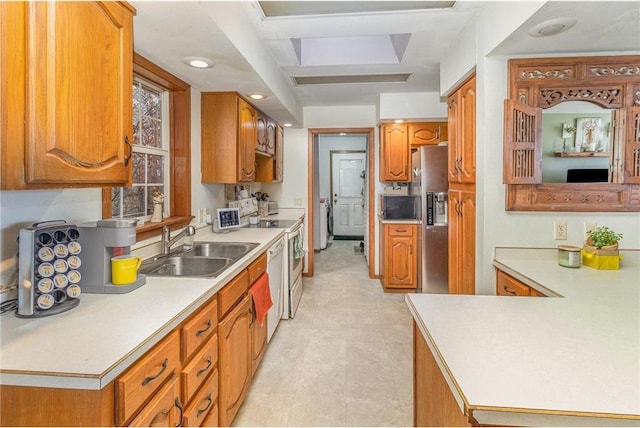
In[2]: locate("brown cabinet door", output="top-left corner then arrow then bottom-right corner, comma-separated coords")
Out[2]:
380,124 -> 410,181
447,75 -> 476,184
218,294 -> 251,427
266,118 -> 277,155
237,98 -> 256,182
496,270 -> 531,296
23,2 -> 133,185
458,76 -> 476,183
383,224 -> 417,288
410,123 -> 443,147
250,307 -> 268,376
274,125 -> 284,182
448,188 -> 475,295
256,112 -> 268,154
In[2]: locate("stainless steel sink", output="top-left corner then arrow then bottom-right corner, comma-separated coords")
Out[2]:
182,242 -> 259,259
140,241 -> 259,277
140,256 -> 233,277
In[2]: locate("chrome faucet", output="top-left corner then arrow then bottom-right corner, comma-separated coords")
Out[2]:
162,225 -> 196,255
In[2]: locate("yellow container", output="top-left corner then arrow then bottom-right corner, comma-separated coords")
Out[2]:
111,255 -> 142,285
581,249 -> 622,270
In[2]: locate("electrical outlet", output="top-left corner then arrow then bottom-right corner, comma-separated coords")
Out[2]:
197,208 -> 206,223
554,220 -> 567,240
294,197 -> 303,206
584,222 -> 597,239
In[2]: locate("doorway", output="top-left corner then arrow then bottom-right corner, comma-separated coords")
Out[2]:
306,128 -> 376,278
331,151 -> 365,240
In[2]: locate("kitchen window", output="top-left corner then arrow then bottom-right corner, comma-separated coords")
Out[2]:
111,78 -> 170,220
103,53 -> 192,240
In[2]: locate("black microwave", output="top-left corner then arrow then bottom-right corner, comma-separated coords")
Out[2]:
380,195 -> 421,220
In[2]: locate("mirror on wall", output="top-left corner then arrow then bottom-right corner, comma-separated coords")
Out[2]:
541,101 -> 612,184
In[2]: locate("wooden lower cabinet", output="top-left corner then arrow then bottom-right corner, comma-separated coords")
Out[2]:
251,308 -> 268,376
128,375 -> 182,427
414,322 -> 471,427
381,223 -> 419,290
218,294 -> 252,427
496,269 -> 546,297
0,251 -> 271,428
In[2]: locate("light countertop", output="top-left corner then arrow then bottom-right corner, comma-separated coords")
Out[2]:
406,247 -> 640,426
0,223 -> 301,390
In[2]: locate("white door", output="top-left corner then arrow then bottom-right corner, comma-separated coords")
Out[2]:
331,152 -> 365,237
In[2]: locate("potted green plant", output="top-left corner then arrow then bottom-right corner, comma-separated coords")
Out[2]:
583,226 -> 623,270
585,226 -> 623,251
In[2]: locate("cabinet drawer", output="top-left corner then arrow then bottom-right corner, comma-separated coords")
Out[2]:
496,270 -> 530,296
182,298 -> 218,362
218,270 -> 249,318
182,335 -> 218,404
116,330 -> 180,425
247,252 -> 267,284
387,224 -> 414,236
183,369 -> 219,427
128,374 -> 182,427
201,400 -> 219,427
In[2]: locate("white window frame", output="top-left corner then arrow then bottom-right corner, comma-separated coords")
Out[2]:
112,78 -> 171,221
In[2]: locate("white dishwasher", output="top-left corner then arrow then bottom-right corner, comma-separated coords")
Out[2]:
266,237 -> 285,342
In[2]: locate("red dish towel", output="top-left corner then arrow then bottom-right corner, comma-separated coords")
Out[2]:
249,272 -> 273,327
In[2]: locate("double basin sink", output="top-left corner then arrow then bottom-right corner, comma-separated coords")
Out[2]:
140,242 -> 259,277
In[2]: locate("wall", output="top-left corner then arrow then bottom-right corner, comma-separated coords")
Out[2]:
318,135 -> 367,199
440,3 -> 640,295
379,92 -> 447,121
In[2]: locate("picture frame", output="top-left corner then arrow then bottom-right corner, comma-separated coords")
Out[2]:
575,117 -> 606,152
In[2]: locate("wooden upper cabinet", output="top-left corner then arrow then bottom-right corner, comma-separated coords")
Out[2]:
266,118 -> 277,155
448,75 -> 476,184
256,112 -> 268,155
1,1 -> 135,189
503,99 -> 543,184
410,122 -> 447,147
201,93 -> 256,183
380,124 -> 410,182
274,125 -> 284,182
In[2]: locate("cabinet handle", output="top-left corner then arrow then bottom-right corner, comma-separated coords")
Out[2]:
196,320 -> 212,337
196,357 -> 212,377
149,407 -> 170,427
142,358 -> 168,386
174,397 -> 184,427
196,393 -> 213,418
124,136 -> 132,166
396,228 -> 407,233
503,286 -> 517,295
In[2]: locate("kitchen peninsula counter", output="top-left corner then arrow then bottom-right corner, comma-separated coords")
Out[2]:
406,247 -> 640,426
0,226 -> 289,390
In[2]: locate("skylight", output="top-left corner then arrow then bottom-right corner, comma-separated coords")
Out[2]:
259,1 -> 455,17
292,34 -> 410,66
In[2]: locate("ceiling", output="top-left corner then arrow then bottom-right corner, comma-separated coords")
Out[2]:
131,1 -> 640,127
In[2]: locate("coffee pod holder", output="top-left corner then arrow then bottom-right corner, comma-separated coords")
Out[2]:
17,220 -> 82,318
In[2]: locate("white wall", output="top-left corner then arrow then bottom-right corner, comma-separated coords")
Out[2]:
379,92 -> 447,120
441,3 -> 640,295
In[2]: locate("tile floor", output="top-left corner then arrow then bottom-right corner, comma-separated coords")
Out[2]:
233,239 -> 414,427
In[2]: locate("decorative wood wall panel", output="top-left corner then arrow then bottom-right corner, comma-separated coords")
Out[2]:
505,55 -> 640,212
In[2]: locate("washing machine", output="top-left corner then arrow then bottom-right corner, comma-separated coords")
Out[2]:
319,198 -> 328,249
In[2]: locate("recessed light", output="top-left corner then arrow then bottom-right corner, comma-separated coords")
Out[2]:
183,56 -> 214,69
394,119 -> 405,123
283,123 -> 292,127
528,17 -> 577,38
249,93 -> 266,100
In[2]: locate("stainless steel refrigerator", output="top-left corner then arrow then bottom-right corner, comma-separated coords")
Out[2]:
412,145 -> 449,294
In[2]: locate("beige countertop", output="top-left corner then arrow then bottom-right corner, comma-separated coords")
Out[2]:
0,223 -> 300,390
406,247 -> 640,426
